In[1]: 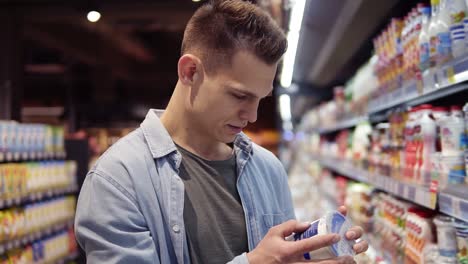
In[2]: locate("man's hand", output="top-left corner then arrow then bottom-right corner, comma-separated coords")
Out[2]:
246,220 -> 356,264
246,206 -> 369,264
337,206 -> 369,255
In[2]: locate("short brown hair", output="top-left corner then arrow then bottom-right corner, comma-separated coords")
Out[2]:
181,0 -> 287,74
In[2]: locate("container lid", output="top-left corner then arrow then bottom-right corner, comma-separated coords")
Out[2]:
434,215 -> 455,226
450,105 -> 462,111
433,106 -> 448,112
419,104 -> 432,110
324,211 -> 356,257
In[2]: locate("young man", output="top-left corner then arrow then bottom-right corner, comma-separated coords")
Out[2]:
75,1 -> 368,263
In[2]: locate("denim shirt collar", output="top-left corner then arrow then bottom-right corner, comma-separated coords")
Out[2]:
140,109 -> 253,168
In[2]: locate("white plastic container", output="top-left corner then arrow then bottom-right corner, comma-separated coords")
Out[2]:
449,0 -> 468,58
437,0 -> 453,65
420,6 -> 433,72
441,106 -> 466,155
418,105 -> 437,185
434,215 -> 459,260
429,0 -> 442,67
292,211 -> 355,260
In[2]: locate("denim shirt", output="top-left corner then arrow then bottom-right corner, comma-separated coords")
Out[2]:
75,109 -> 295,264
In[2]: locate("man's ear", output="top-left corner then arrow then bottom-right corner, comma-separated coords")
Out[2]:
178,54 -> 202,85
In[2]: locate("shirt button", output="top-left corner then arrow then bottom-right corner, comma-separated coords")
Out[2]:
172,224 -> 180,233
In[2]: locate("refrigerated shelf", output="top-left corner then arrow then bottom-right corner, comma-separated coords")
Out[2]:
313,155 -> 437,210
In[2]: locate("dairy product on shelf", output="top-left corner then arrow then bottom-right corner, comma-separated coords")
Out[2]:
450,0 -> 468,58
420,6 -> 433,72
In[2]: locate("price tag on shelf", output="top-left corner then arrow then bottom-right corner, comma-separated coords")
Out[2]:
461,201 -> 468,221
429,180 -> 438,209
408,186 -> 416,201
446,66 -> 456,84
422,69 -> 437,93
394,88 -> 403,101
439,194 -> 453,215
404,82 -> 418,99
452,198 -> 462,219
398,183 -> 405,197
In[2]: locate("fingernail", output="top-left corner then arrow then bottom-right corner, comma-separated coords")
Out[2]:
332,235 -> 341,243
347,231 -> 356,239
354,244 -> 362,252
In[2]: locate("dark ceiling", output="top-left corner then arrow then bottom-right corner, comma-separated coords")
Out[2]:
0,0 -> 430,130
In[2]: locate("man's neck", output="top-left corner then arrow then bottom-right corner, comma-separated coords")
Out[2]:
160,86 -> 233,161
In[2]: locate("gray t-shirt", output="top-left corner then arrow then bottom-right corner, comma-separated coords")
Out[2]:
176,145 -> 249,264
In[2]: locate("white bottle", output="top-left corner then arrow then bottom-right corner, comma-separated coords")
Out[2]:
441,105 -> 466,155
450,0 -> 468,58
429,0 -> 442,67
420,6 -> 433,72
437,0 -> 453,65
418,105 -> 437,185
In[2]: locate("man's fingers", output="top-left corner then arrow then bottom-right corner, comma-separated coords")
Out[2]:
287,233 -> 341,256
353,240 -> 369,254
272,219 -> 311,237
345,226 -> 364,240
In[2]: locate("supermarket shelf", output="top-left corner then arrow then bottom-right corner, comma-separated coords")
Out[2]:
0,185 -> 78,210
438,185 -> 468,222
0,151 -> 66,163
368,80 -> 417,114
0,219 -> 74,255
314,155 -> 437,210
317,116 -> 369,134
369,56 -> 468,114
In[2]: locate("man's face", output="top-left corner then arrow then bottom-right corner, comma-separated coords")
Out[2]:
189,51 -> 277,143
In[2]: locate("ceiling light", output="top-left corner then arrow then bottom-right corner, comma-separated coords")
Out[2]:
280,0 -> 307,88
279,94 -> 292,121
87,11 -> 101,23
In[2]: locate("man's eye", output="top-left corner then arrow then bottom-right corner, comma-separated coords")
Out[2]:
232,94 -> 247,100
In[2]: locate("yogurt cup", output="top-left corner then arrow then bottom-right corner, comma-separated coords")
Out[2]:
292,211 -> 356,260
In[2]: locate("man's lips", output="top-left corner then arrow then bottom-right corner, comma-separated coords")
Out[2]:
227,124 -> 244,133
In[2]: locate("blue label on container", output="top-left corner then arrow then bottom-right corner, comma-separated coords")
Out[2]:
448,169 -> 466,184
295,220 -> 320,260
438,32 -> 452,59
451,24 -> 465,31
440,249 -> 458,257
420,42 -> 430,71
294,220 -> 320,241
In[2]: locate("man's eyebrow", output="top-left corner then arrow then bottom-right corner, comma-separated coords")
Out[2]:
229,87 -> 258,98
228,86 -> 274,98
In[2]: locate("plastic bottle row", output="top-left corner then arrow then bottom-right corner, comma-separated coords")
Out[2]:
0,196 -> 76,243
0,122 -> 65,162
374,0 -> 468,90
306,102 -> 467,189
0,228 -> 77,264
0,161 -> 77,203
